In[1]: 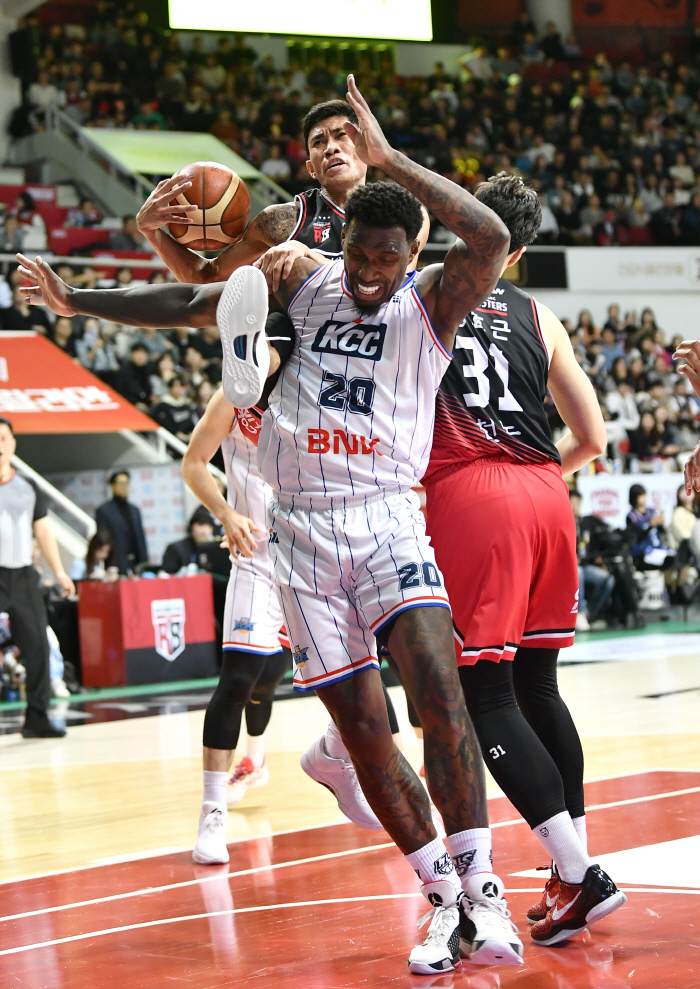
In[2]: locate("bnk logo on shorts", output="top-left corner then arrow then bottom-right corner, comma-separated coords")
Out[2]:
311,319 -> 387,361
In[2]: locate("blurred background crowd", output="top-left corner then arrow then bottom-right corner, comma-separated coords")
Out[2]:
14,1 -> 700,246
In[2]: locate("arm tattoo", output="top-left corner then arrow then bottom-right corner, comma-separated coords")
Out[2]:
382,150 -> 509,320
254,202 -> 299,246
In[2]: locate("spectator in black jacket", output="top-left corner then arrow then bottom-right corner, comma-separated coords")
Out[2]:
95,471 -> 148,575
161,507 -> 216,573
114,343 -> 151,410
150,375 -> 198,441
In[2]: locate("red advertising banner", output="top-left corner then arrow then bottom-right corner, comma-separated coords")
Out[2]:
573,0 -> 692,27
0,331 -> 155,434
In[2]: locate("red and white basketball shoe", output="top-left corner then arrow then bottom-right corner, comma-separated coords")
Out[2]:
530,865 -> 627,946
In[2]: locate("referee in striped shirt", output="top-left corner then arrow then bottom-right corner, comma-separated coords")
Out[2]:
0,417 -> 75,737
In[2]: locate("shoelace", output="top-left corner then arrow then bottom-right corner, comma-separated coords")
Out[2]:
230,763 -> 253,783
416,902 -> 458,945
469,897 -> 520,935
204,808 -> 225,830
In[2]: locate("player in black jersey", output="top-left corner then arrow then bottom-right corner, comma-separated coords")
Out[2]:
135,100 -> 366,284
424,173 -> 626,947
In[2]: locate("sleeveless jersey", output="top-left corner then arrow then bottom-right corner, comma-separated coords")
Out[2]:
287,188 -> 345,259
424,278 -> 560,485
257,259 -> 452,505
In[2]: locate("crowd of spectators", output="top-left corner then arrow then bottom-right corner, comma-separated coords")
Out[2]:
558,303 -> 700,472
17,2 -> 700,244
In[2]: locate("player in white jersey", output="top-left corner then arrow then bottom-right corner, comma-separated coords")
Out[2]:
18,75 -> 518,975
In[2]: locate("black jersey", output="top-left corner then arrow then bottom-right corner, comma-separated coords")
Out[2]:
287,187 -> 344,259
424,278 -> 560,484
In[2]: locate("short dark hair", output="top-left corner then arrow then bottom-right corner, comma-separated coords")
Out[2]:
303,100 -> 358,151
109,470 -> 130,485
568,488 -> 581,500
474,172 -> 542,253
0,416 -> 13,435
344,181 -> 423,243
189,506 -> 214,532
130,342 -> 148,353
629,483 -> 646,507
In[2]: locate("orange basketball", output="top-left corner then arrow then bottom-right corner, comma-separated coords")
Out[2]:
167,161 -> 250,251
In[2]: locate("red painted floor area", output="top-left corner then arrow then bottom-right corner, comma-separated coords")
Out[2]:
1,771 -> 699,988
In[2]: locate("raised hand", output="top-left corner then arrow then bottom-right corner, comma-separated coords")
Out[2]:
674,340 -> 700,397
344,74 -> 393,169
16,254 -> 75,316
136,175 -> 197,232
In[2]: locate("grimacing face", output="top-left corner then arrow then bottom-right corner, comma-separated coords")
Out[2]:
342,219 -> 418,314
305,115 -> 367,195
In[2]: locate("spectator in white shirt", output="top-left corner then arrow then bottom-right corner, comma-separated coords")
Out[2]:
28,71 -> 65,109
260,145 -> 291,182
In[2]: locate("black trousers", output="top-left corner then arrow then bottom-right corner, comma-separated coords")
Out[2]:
0,566 -> 51,723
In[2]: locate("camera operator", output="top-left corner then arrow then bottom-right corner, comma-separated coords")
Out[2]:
570,489 -> 643,629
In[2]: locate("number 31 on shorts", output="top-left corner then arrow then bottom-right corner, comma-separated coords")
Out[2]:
398,561 -> 442,590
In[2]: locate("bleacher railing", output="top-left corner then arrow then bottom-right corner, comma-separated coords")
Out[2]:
34,107 -> 156,203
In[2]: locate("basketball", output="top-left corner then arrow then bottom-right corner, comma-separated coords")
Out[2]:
167,161 -> 250,251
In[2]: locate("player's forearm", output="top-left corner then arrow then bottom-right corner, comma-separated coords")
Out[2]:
382,149 -> 509,251
68,282 -> 214,328
33,518 -> 66,578
142,227 -> 211,284
556,430 -> 607,476
181,455 -> 231,524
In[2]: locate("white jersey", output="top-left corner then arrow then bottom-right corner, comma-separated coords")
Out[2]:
257,260 -> 452,506
220,418 -> 288,654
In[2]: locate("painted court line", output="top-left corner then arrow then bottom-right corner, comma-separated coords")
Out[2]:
1,888 -> 696,958
0,842 -> 394,924
4,783 -> 700,923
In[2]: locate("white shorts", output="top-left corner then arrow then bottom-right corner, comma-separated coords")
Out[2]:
223,432 -> 288,656
268,489 -> 450,692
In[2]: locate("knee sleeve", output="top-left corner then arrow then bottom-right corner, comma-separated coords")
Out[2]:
245,648 -> 292,737
203,651 -> 266,750
512,647 -> 585,820
459,660 -> 567,828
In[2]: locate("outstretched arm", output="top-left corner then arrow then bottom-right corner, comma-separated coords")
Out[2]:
344,75 -> 509,350
672,339 -> 700,493
17,254 -> 223,328
137,175 -> 299,284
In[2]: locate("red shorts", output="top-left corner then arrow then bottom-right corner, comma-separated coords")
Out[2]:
425,458 -> 578,665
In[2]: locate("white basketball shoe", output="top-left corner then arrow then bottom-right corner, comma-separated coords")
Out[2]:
192,801 -> 230,865
408,879 -> 462,975
460,873 -> 524,966
216,265 -> 269,408
300,734 -> 384,832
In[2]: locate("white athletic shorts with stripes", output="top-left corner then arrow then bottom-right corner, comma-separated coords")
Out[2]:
222,426 -> 289,656
268,488 -> 450,692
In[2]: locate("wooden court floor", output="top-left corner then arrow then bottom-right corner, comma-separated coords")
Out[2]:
2,629 -> 700,987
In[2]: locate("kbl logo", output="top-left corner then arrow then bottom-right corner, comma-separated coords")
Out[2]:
311,319 -> 387,361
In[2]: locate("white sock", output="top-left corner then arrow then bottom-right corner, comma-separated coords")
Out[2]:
246,734 -> 265,768
445,828 -> 493,884
534,811 -> 592,884
202,770 -> 228,806
572,815 -> 588,854
405,836 -> 462,897
324,721 -> 349,759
